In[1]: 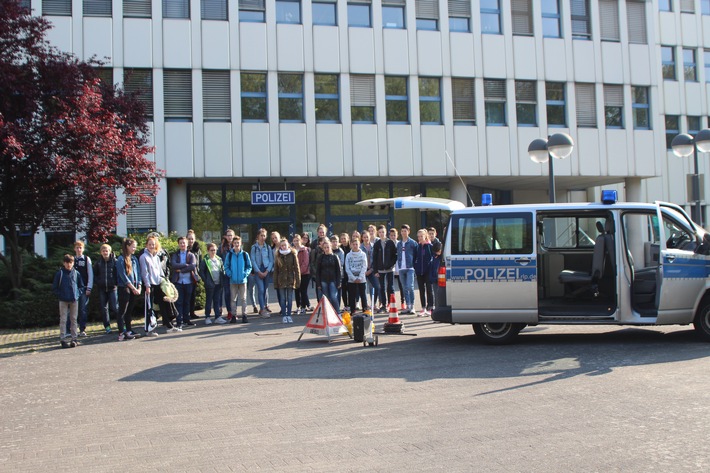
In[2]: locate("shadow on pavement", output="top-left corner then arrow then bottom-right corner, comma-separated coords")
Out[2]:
119,325 -> 710,392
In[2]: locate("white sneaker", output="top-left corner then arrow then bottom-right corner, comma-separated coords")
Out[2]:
260,310 -> 271,319
79,331 -> 87,337
168,327 -> 179,333
287,316 -> 293,323
215,316 -> 227,324
282,316 -> 288,324
146,331 -> 159,337
205,317 -> 213,325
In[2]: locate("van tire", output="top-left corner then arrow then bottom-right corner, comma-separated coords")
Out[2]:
472,323 -> 524,345
693,301 -> 710,341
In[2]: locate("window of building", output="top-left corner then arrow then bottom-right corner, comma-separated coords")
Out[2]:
448,0 -> 470,32
599,0 -> 619,42
604,84 -> 623,129
313,0 -> 337,26
94,67 -> 114,87
164,70 -> 193,122
278,74 -> 304,122
385,76 -> 409,124
484,79 -> 506,126
84,0 -> 112,16
202,0 -> 228,20
416,0 -> 439,31
703,0 -> 710,15
276,0 -> 301,24
350,75 -> 376,123
684,48 -> 698,81
662,46 -> 676,80
665,115 -> 679,149
124,69 -> 154,120
571,0 -> 591,40
681,0 -> 695,13
240,0 -> 265,22
546,82 -> 566,127
688,116 -> 701,136
43,0 -> 71,16
241,72 -> 267,122
659,0 -> 671,11
17,0 -> 31,12
163,0 -> 189,18
627,0 -> 647,44
315,74 -> 340,123
382,0 -> 405,28
203,71 -> 231,122
542,0 -> 561,38
419,78 -> 442,125
452,78 -> 475,126
348,0 -> 372,27
632,86 -> 650,130
575,83 -> 597,128
511,0 -> 533,36
124,0 -> 152,18
515,80 -> 536,126
481,0 -> 501,34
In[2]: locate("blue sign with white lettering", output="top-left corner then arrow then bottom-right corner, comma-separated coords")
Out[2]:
251,191 -> 296,205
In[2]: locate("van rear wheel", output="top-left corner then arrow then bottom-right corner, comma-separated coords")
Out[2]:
472,323 -> 524,345
694,301 -> 710,341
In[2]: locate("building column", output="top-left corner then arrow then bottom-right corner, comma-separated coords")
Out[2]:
168,179 -> 188,236
449,178 -> 469,207
625,177 -> 642,203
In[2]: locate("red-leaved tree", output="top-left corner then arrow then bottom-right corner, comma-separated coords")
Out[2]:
0,2 -> 164,292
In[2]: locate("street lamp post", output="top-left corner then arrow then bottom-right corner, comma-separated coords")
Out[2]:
671,129 -> 710,227
528,133 -> 575,203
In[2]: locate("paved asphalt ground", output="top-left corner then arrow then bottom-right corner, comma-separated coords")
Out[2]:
1,305 -> 709,472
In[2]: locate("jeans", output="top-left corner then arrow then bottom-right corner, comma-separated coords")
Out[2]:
366,273 -> 380,309
296,274 -> 311,309
247,273 -> 257,307
98,287 -> 118,328
221,273 -> 232,313
205,283 -> 222,318
117,287 -> 137,333
175,283 -> 194,326
277,288 -> 294,316
399,269 -> 415,307
378,272 -> 394,307
416,274 -> 433,310
255,272 -> 271,310
320,281 -> 339,312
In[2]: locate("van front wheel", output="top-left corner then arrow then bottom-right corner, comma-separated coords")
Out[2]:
694,301 -> 710,341
472,323 -> 524,345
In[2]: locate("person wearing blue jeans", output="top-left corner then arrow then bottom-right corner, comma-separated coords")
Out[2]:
218,229 -> 235,318
67,241 -> 93,336
170,236 -> 197,328
396,224 -> 417,315
315,239 -> 341,312
250,228 -> 275,318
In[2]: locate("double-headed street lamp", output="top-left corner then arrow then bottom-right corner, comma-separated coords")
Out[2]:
671,129 -> 710,227
528,133 -> 575,203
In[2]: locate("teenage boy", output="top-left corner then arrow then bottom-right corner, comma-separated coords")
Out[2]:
53,254 -> 85,348
345,237 -> 369,313
372,225 -> 396,313
396,224 -> 418,315
251,228 -> 274,317
70,241 -> 93,337
224,236 -> 253,324
170,236 -> 197,328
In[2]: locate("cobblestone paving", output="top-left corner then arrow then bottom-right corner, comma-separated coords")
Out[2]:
1,312 -> 709,472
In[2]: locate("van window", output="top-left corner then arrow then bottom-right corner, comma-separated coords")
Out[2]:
451,212 -> 533,255
540,216 -> 607,249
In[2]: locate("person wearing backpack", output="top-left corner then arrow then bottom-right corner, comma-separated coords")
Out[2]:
53,254 -> 85,348
224,236 -> 253,324
199,242 -> 224,325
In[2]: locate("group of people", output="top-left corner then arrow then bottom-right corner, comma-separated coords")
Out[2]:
52,224 -> 443,348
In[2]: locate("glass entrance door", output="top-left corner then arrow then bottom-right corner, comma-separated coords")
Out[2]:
224,218 -> 292,250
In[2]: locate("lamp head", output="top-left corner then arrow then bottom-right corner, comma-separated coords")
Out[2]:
547,133 -> 574,160
528,138 -> 549,164
671,133 -> 695,158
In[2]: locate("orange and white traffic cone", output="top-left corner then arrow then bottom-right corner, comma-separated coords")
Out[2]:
383,293 -> 404,333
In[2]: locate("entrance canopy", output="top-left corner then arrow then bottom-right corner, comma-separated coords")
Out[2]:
355,195 -> 467,211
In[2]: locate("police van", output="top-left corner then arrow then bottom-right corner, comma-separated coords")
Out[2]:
357,193 -> 710,344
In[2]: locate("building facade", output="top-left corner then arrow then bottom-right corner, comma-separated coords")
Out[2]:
19,0 -> 710,252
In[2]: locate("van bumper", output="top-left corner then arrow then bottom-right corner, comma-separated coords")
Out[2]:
432,306 -> 452,323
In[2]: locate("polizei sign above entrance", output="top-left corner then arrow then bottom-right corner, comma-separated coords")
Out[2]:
251,190 -> 296,205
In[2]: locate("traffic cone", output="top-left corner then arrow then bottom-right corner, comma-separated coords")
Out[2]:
383,293 -> 404,333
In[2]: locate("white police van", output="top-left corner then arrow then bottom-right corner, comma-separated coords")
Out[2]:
357,192 -> 710,344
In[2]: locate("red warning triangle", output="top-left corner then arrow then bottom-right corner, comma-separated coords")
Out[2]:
298,296 -> 348,341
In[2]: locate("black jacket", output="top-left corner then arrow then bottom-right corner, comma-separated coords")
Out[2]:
372,238 -> 397,272
93,254 -> 118,289
315,253 -> 342,287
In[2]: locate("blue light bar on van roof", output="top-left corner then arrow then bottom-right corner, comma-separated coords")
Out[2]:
601,189 -> 617,205
481,193 -> 492,206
